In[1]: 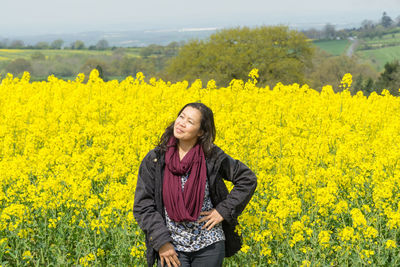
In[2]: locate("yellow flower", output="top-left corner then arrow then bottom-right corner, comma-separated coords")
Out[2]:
350,208 -> 366,228
340,73 -> 352,89
338,227 -> 355,242
360,249 -> 374,259
79,253 -> 95,266
361,204 -> 371,213
290,232 -> 305,247
206,79 -> 217,90
318,230 -> 331,248
363,226 -> 378,239
248,68 -> 259,79
22,250 -> 32,260
333,200 -> 348,214
301,260 -> 311,267
261,245 -> 271,256
97,248 -> 105,257
385,240 -> 397,249
240,244 -> 250,253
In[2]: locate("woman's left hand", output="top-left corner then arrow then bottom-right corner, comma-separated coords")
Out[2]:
197,209 -> 224,230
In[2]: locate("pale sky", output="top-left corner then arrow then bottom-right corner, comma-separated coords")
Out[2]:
1,0 -> 400,35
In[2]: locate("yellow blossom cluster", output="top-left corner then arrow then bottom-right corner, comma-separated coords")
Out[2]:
340,73 -> 353,89
0,69 -> 400,265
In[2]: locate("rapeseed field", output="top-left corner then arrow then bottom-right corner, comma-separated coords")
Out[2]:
0,70 -> 399,266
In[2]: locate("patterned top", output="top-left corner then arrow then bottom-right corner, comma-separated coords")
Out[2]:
164,172 -> 225,252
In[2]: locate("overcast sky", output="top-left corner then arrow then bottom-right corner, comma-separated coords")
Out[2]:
1,0 -> 400,35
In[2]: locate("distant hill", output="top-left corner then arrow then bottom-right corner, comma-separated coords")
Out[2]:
1,19 -> 366,48
0,28 -> 218,47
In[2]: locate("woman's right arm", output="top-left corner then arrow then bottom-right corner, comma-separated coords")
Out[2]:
133,150 -> 174,252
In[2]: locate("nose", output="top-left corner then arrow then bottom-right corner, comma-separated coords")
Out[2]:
177,119 -> 186,128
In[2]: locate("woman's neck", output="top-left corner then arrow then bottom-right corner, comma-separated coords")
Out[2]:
178,140 -> 196,153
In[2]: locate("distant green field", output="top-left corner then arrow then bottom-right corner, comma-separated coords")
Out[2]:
356,45 -> 400,71
358,32 -> 400,51
0,48 -> 141,61
312,39 -> 350,56
363,32 -> 400,44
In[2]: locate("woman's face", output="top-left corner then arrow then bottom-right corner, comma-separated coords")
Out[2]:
173,106 -> 203,144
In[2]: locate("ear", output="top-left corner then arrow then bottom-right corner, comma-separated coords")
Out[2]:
198,130 -> 204,137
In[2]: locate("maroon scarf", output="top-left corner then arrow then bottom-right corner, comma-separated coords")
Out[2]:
162,136 -> 207,222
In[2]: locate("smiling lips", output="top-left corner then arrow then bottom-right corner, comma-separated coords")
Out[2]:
176,127 -> 184,134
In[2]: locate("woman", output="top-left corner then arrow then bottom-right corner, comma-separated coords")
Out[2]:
133,102 -> 257,267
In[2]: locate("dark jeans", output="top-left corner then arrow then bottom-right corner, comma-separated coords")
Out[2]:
157,241 -> 225,267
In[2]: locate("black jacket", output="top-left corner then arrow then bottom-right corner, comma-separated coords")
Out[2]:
133,145 -> 257,267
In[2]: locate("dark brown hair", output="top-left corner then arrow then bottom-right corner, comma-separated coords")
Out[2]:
157,102 -> 216,157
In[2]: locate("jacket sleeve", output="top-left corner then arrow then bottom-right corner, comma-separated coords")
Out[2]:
215,154 -> 257,225
133,150 -> 173,252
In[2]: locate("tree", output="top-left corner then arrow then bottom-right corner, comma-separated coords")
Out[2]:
111,48 -> 126,60
9,40 -> 25,49
96,39 -> 109,50
303,28 -> 322,39
96,65 -> 104,80
52,62 -> 74,77
381,12 -> 393,28
359,20 -> 376,38
51,39 -> 64,49
306,50 -> 378,93
35,41 -> 49,49
80,58 -> 108,80
363,77 -> 375,96
361,20 -> 375,30
165,42 -> 180,57
164,26 -> 314,86
71,40 -> 85,50
31,52 -> 46,61
139,44 -> 163,58
112,56 -> 156,77
375,60 -> 400,96
0,39 -> 9,48
353,75 -> 375,96
322,23 -> 336,39
6,58 -> 32,75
